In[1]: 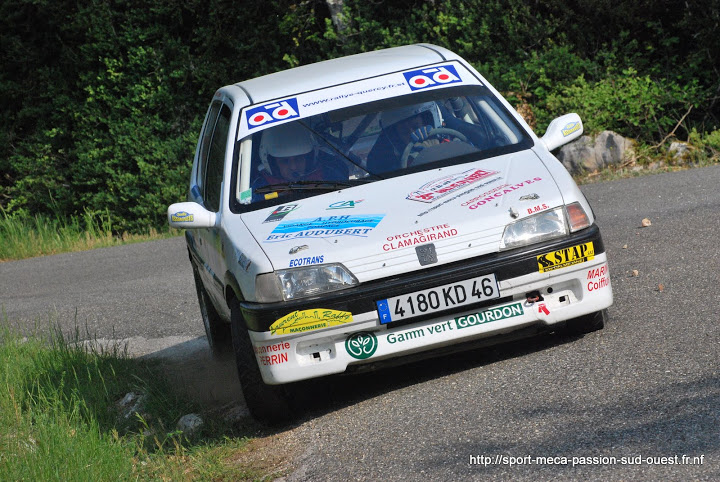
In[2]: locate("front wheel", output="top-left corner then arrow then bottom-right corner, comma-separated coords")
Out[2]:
229,297 -> 292,424
192,263 -> 231,358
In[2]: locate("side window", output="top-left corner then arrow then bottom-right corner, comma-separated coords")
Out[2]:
204,104 -> 232,212
197,102 -> 222,196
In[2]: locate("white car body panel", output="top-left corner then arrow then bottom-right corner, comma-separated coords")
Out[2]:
169,43 -> 613,388
238,151 -> 565,284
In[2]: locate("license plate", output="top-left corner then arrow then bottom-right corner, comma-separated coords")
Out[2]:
376,274 -> 500,324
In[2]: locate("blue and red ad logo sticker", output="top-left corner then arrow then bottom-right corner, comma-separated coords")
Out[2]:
403,65 -> 462,91
245,98 -> 300,129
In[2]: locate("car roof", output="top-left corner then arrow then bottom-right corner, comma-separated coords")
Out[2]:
233,44 -> 462,104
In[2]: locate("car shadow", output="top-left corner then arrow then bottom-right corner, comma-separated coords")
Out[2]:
290,330 -> 582,423
138,329 -> 585,429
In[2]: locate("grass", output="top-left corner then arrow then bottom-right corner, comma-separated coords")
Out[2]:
0,209 -> 179,262
0,320 -> 287,481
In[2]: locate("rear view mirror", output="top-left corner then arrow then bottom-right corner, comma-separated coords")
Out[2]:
541,113 -> 583,151
167,202 -> 217,229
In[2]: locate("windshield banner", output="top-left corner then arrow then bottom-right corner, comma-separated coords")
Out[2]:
237,61 -> 481,140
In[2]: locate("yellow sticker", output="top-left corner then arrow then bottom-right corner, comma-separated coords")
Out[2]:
269,309 -> 353,335
171,211 -> 194,222
264,192 -> 279,200
537,242 -> 595,273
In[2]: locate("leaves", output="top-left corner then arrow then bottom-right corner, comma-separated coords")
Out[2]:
1,0 -> 718,232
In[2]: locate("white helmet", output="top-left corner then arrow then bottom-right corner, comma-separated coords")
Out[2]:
380,101 -> 442,130
259,121 -> 315,175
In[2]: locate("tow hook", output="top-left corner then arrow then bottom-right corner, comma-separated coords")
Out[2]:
526,290 -> 544,303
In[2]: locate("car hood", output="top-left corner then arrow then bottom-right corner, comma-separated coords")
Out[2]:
240,150 -> 564,282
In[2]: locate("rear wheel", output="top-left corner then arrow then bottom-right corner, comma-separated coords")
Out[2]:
229,297 -> 292,424
192,263 -> 231,358
564,309 -> 607,335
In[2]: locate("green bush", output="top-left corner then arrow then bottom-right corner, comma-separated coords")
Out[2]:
0,0 -> 718,233
543,68 -> 705,142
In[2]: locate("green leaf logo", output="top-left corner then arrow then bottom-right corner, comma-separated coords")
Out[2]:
345,332 -> 378,360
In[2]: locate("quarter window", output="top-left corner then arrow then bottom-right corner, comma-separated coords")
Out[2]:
204,104 -> 232,212
197,102 -> 222,197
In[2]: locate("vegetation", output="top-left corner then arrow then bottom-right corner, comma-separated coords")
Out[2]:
1,0 -> 718,234
0,322 -> 284,480
0,208 -> 177,261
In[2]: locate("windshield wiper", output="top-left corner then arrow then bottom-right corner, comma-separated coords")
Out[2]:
255,180 -> 353,194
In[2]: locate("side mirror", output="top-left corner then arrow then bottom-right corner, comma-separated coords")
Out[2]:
167,202 -> 217,229
541,113 -> 583,152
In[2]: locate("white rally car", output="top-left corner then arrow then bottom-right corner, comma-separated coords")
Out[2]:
168,44 -> 613,422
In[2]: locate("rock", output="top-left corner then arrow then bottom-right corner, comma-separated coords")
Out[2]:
116,392 -> 146,420
641,218 -> 652,227
555,135 -> 594,173
556,130 -> 631,174
176,413 -> 204,436
668,141 -> 691,160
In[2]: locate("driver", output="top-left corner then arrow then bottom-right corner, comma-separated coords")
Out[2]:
255,121 -> 323,186
367,101 -> 443,173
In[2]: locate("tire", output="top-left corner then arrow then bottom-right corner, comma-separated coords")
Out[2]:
192,263 -> 231,358
229,297 -> 293,424
564,309 -> 607,336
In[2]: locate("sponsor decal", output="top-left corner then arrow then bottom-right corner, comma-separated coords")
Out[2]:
417,176 -> 502,217
455,302 -> 524,329
289,255 -> 324,267
537,242 -> 595,273
408,168 -> 498,203
383,224 -> 458,251
270,309 -> 353,335
345,332 -> 378,360
387,320 -> 455,344
235,248 -> 251,271
327,199 -> 364,210
245,98 -> 300,129
403,65 -> 463,91
527,203 -> 549,215
462,178 -> 543,210
587,263 -> 610,292
562,121 -> 581,137
254,341 -> 291,366
171,211 -> 194,222
289,245 -> 309,254
301,82 -> 406,108
264,204 -> 298,223
265,214 -> 384,242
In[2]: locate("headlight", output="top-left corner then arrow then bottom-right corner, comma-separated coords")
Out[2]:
255,263 -> 358,302
500,207 -> 568,250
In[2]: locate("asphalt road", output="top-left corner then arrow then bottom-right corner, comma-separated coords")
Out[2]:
1,166 -> 719,480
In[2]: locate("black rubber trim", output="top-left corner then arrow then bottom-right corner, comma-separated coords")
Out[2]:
240,224 -> 605,332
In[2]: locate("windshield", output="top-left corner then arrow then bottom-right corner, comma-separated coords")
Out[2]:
235,85 -> 531,209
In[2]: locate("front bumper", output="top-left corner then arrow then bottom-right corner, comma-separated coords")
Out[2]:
246,225 -> 613,384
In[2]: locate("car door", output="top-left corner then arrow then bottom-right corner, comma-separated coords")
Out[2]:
193,100 -> 233,314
